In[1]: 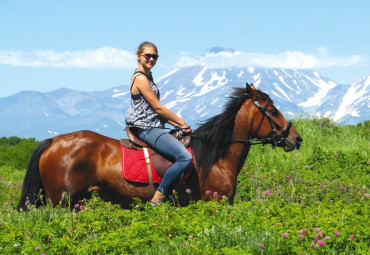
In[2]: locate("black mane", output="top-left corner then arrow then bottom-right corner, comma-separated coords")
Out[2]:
191,86 -> 272,183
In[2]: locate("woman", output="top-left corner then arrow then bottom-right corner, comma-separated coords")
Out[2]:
125,41 -> 193,206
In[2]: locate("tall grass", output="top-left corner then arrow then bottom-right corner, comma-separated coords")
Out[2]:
0,118 -> 369,254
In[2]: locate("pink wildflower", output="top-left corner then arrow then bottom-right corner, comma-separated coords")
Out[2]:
186,188 -> 191,193
213,191 -> 218,197
181,243 -> 184,247
318,232 -> 323,237
335,231 -> 340,236
282,233 -> 288,238
314,236 -> 318,242
188,235 -> 194,240
221,195 -> 227,199
315,227 -> 321,232
35,246 -> 41,250
258,244 -> 264,249
364,193 -> 369,198
325,235 -> 330,239
265,190 -> 271,195
205,190 -> 211,195
318,240 -> 325,246
298,229 -> 303,234
311,244 -> 318,249
79,205 -> 84,210
74,204 -> 79,208
299,234 -> 303,240
350,234 -> 355,240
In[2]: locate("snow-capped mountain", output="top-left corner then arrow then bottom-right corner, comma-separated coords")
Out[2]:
316,76 -> 369,123
154,66 -> 340,124
0,48 -> 368,140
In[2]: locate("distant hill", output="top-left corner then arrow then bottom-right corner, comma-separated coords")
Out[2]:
0,48 -> 368,140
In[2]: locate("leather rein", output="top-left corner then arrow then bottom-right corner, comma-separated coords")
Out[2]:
137,99 -> 291,147
231,99 -> 292,146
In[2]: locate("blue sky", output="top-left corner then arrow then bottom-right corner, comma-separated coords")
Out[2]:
0,0 -> 369,98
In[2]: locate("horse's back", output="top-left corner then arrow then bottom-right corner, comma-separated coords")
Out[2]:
53,130 -> 118,143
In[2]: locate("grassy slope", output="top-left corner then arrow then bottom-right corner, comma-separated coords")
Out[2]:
0,118 -> 369,254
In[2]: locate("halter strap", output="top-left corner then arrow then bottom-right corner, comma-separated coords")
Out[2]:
231,98 -> 292,146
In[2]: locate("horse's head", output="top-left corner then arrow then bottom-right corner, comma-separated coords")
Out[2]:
245,83 -> 302,151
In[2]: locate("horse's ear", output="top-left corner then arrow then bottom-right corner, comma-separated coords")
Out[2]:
246,83 -> 257,94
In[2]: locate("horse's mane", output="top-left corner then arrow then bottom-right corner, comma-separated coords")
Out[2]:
191,86 -> 272,183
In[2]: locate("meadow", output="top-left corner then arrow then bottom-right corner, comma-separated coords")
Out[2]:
0,118 -> 369,254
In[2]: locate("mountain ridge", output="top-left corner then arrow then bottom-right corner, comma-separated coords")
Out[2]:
0,51 -> 368,140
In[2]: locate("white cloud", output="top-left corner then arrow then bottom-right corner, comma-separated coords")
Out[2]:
0,46 -> 366,71
0,46 -> 137,69
176,47 -> 366,69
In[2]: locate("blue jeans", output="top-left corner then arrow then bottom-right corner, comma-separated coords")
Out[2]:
135,127 -> 193,195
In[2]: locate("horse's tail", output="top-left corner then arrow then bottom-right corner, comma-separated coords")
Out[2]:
17,138 -> 53,211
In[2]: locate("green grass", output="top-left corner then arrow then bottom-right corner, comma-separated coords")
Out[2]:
0,118 -> 369,254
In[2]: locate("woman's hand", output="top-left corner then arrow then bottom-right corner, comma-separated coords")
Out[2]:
181,122 -> 193,134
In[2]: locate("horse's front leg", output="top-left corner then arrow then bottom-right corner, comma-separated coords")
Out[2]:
200,163 -> 238,204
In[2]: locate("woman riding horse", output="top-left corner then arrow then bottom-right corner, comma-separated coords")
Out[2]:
125,41 -> 193,206
17,79 -> 302,210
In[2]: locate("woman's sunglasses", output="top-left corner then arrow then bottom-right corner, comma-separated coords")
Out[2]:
141,53 -> 159,60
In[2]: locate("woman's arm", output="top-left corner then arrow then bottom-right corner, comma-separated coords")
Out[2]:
133,76 -> 192,132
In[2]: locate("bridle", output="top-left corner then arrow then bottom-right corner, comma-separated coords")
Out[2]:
231,98 -> 292,146
154,97 -> 292,147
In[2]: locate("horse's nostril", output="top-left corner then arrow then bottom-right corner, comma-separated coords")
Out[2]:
296,136 -> 303,144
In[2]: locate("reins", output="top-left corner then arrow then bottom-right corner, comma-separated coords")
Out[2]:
128,97 -> 292,147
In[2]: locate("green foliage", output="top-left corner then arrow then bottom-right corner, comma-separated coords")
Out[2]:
0,118 -> 369,254
0,137 -> 38,169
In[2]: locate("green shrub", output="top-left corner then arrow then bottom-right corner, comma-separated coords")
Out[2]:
0,137 -> 38,169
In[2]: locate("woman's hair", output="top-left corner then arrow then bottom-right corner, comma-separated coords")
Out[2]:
137,41 -> 158,55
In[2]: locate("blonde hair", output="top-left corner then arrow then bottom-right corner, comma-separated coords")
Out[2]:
136,41 -> 158,56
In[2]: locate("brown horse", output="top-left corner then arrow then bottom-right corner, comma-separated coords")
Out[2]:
17,84 -> 302,210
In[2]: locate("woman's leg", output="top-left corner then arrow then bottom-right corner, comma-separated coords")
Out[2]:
137,128 -> 193,197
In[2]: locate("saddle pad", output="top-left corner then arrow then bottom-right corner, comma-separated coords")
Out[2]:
120,145 -> 193,184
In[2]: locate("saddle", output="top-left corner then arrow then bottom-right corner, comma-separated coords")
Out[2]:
121,127 -> 191,149
119,127 -> 193,197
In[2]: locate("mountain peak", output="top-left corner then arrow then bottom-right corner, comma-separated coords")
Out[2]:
203,47 -> 236,55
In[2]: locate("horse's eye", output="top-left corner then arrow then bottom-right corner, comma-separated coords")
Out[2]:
270,109 -> 278,116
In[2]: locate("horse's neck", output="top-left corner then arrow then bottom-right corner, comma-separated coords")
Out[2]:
225,142 -> 251,174
227,106 -> 254,173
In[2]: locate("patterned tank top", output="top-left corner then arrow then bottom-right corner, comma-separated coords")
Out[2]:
125,71 -> 166,130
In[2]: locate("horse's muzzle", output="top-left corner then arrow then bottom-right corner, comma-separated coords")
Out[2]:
282,134 -> 302,151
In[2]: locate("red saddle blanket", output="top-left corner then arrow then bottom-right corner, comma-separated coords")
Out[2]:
120,145 -> 193,184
